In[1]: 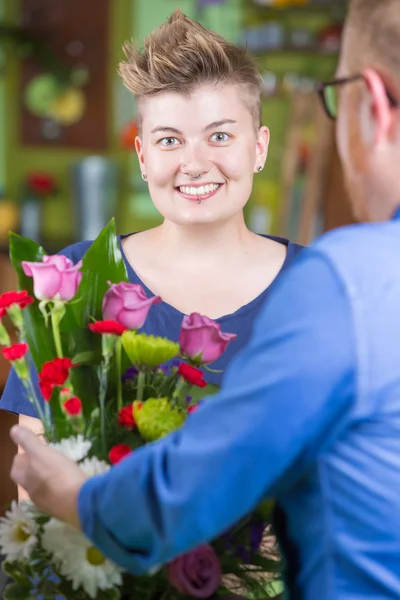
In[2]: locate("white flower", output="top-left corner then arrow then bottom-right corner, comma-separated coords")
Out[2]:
0,501 -> 38,562
49,434 -> 91,462
79,457 -> 110,478
42,519 -> 123,598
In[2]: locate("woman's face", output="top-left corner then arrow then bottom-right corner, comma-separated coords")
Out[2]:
135,83 -> 269,227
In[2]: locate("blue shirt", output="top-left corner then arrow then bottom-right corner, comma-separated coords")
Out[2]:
78,211 -> 400,599
0,234 -> 302,417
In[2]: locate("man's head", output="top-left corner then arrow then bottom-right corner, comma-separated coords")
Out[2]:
335,0 -> 400,222
117,10 -> 269,228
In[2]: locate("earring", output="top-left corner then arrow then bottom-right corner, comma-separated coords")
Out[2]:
257,166 -> 263,172
142,173 -> 147,180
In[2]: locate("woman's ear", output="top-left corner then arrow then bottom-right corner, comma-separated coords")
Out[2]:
254,126 -> 270,173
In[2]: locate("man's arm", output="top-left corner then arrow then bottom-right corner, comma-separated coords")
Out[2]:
77,248 -> 356,574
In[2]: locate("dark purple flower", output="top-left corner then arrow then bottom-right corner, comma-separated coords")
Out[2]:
122,366 -> 139,382
167,544 -> 221,598
221,517 -> 265,564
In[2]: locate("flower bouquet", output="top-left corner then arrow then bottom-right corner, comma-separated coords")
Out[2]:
0,221 -> 281,600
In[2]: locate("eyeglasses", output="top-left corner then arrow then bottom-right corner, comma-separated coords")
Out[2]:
316,74 -> 399,120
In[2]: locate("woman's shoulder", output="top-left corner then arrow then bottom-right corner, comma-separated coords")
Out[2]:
264,234 -> 304,263
57,239 -> 95,264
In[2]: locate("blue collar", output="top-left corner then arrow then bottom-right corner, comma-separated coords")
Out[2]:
392,206 -> 400,220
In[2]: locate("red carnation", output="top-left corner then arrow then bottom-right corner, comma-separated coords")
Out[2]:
39,380 -> 53,402
89,320 -> 127,336
108,444 -> 132,465
187,404 -> 199,414
178,363 -> 207,388
0,290 -> 34,311
1,343 -> 28,362
118,404 -> 136,430
63,396 -> 82,416
39,357 -> 74,386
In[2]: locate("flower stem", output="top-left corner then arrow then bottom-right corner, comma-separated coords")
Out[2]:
51,310 -> 63,358
99,355 -> 111,455
172,377 -> 188,409
23,377 -> 46,424
137,370 -> 145,401
116,338 -> 123,411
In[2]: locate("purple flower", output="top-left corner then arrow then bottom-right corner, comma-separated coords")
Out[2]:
102,281 -> 161,330
179,312 -> 236,364
22,255 -> 82,301
221,518 -> 265,564
122,366 -> 139,382
167,544 -> 221,598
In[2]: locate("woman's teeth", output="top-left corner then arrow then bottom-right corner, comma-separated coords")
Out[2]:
179,183 -> 220,197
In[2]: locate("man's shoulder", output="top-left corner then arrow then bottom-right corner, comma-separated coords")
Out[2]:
58,240 -> 95,264
313,220 -> 400,259
310,220 -> 400,290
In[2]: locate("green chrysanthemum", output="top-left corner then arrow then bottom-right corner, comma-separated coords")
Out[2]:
133,398 -> 186,441
122,332 -> 179,369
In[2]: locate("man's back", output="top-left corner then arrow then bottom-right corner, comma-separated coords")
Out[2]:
280,217 -> 400,599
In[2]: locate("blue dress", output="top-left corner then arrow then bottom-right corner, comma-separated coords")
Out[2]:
0,234 -> 303,417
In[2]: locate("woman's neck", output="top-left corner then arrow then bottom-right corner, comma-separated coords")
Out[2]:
150,215 -> 253,264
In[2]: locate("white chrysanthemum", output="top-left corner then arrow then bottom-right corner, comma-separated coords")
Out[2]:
0,501 -> 38,562
49,434 -> 92,462
42,519 -> 123,599
79,457 -> 110,478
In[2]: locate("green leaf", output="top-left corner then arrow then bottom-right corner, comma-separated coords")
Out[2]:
9,232 -> 55,366
188,382 -> 219,404
73,219 -> 128,326
72,350 -> 103,366
2,562 -> 31,585
3,582 -> 31,600
255,499 -> 275,521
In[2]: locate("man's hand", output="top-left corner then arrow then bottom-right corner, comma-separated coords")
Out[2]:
10,425 -> 87,529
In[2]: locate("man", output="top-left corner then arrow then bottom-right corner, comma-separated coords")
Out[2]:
9,0 -> 400,597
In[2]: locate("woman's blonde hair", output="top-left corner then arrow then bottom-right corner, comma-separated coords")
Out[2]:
119,9 -> 262,128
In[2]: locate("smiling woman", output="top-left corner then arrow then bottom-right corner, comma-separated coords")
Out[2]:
0,9 -> 302,597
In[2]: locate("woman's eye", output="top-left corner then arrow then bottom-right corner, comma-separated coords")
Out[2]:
211,132 -> 230,143
159,137 -> 180,146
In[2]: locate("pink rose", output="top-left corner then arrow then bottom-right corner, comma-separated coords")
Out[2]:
102,282 -> 161,330
179,313 -> 237,364
167,545 -> 221,598
22,255 -> 82,301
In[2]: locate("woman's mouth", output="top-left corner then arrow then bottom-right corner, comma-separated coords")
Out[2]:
176,183 -> 222,201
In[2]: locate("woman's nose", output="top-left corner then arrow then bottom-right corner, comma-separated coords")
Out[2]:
180,145 -> 211,176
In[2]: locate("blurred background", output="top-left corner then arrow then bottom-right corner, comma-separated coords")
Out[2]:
0,0 -> 352,509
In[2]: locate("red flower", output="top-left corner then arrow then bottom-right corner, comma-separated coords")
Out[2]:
0,307 -> 6,319
39,357 -> 73,386
39,380 -> 53,402
178,363 -> 207,388
0,290 -> 34,311
89,320 -> 127,336
187,404 -> 199,414
109,444 -> 132,465
1,343 -> 28,362
63,396 -> 82,416
26,173 -> 56,196
118,404 -> 136,430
